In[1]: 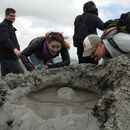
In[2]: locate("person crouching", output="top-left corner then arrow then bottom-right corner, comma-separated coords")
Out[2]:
20,32 -> 70,71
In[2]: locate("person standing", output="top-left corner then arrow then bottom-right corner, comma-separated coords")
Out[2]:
0,8 -> 24,76
73,1 -> 104,64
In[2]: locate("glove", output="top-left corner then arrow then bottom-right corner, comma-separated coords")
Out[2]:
30,67 -> 38,72
104,20 -> 113,29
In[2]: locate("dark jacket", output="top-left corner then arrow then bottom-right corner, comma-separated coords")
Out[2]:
84,12 -> 104,34
20,37 -> 70,71
0,19 -> 20,60
74,12 -> 104,48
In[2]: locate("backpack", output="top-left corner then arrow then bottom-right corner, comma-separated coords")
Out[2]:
103,12 -> 130,35
101,12 -> 130,54
73,13 -> 89,47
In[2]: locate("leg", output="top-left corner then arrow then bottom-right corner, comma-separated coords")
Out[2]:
1,61 -> 10,76
77,47 -> 86,64
77,54 -> 86,63
29,54 -> 43,70
7,59 -> 24,74
77,46 -> 98,64
1,59 -> 24,76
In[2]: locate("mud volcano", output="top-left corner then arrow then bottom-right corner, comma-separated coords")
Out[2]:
17,87 -> 100,120
0,55 -> 130,130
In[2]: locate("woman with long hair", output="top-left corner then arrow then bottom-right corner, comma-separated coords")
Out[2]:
20,32 -> 70,71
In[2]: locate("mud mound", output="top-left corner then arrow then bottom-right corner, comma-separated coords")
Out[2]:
0,55 -> 130,130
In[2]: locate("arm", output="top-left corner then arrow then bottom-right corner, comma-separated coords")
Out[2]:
20,39 -> 40,71
47,48 -> 70,68
0,25 -> 16,50
94,15 -> 104,31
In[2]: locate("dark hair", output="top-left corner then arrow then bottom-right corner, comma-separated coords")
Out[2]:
5,8 -> 16,15
46,32 -> 64,45
83,1 -> 98,15
45,32 -> 70,49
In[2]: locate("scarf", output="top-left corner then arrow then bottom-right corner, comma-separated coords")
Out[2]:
42,42 -> 52,64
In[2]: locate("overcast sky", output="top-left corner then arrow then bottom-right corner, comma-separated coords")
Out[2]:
0,0 -> 130,59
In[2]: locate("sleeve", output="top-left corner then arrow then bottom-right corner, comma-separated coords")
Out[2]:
20,39 -> 40,71
0,26 -> 16,50
74,15 -> 80,26
73,15 -> 81,47
94,15 -> 104,31
48,47 -> 70,68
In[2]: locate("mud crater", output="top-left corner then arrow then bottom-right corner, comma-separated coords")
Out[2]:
16,86 -> 100,120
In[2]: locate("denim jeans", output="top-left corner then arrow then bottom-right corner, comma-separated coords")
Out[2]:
1,59 -> 24,77
29,54 -> 43,70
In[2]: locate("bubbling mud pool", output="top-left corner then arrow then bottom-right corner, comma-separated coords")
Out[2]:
16,87 -> 100,120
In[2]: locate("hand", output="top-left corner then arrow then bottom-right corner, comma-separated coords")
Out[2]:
44,64 -> 49,69
31,68 -> 38,72
44,63 -> 52,68
104,20 -> 113,29
13,48 -> 21,57
47,62 -> 53,66
44,62 -> 53,69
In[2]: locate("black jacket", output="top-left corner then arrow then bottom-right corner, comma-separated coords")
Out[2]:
83,13 -> 104,34
21,37 -> 70,71
73,12 -> 104,48
0,19 -> 20,60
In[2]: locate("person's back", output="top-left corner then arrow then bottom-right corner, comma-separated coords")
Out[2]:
73,1 -> 104,64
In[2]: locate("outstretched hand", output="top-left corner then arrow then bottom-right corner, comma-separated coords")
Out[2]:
44,62 -> 53,69
31,68 -> 39,72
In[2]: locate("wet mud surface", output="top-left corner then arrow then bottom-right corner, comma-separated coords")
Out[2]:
16,87 -> 100,120
0,55 -> 130,130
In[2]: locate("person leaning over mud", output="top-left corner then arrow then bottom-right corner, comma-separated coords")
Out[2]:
20,32 -> 70,71
0,8 -> 24,76
82,33 -> 130,62
73,1 -> 104,64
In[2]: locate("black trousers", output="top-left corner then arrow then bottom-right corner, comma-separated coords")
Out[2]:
77,47 -> 98,64
1,59 -> 24,76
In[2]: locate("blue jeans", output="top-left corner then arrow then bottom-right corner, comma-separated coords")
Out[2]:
29,54 -> 43,70
1,59 -> 24,77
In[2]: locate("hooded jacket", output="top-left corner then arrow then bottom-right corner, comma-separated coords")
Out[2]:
73,1 -> 104,47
